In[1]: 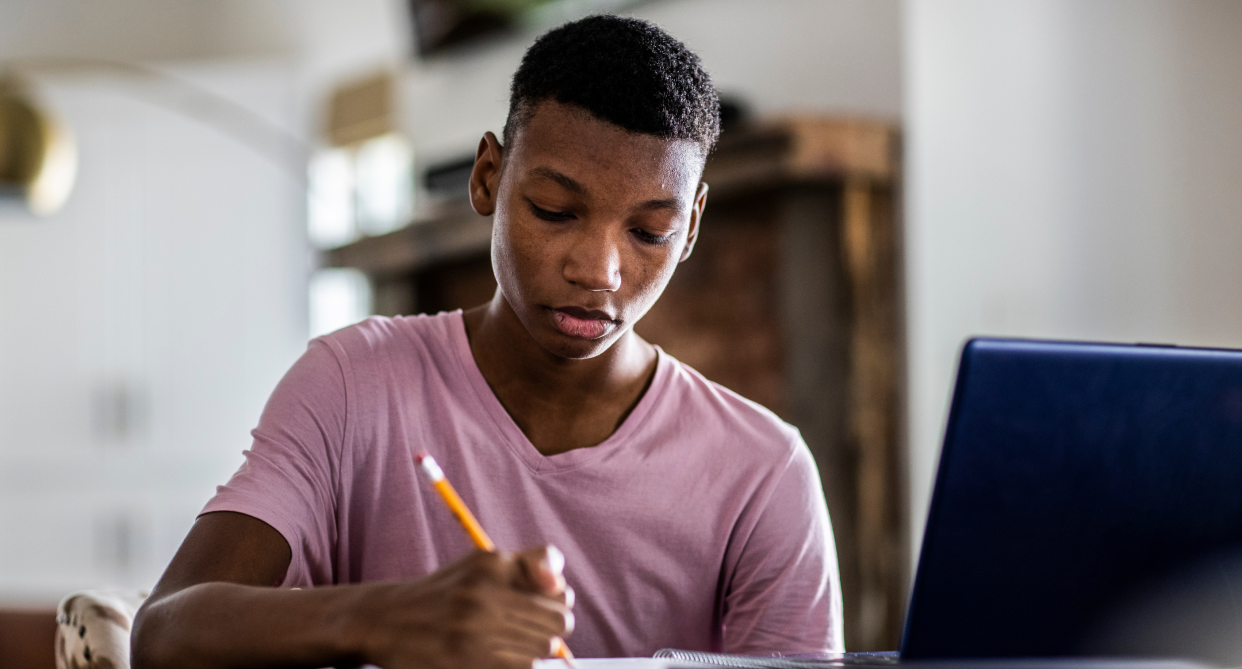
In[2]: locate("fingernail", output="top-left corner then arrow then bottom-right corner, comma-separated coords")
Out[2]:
541,545 -> 565,576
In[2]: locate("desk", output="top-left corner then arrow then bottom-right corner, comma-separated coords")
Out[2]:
534,660 -> 1212,669
0,608 -> 55,669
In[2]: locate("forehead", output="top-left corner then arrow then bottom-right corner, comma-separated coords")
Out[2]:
506,101 -> 705,196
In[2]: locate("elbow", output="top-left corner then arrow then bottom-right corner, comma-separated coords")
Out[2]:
130,599 -> 171,669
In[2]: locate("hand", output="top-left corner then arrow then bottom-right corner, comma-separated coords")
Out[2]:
354,545 -> 575,669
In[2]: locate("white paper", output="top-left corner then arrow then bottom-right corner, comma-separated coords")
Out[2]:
536,659 -> 698,669
358,659 -> 690,669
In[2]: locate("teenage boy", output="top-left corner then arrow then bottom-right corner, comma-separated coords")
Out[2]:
132,15 -> 843,669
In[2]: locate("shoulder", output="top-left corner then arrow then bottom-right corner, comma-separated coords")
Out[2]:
302,312 -> 470,404
316,311 -> 458,358
654,349 -> 804,465
310,311 -> 463,374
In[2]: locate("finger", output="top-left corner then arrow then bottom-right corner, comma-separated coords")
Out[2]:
492,629 -> 560,659
491,648 -> 541,669
559,585 -> 575,609
514,545 -> 565,596
538,581 -> 574,608
447,549 -> 511,589
496,590 -> 573,637
525,598 -> 574,637
488,615 -> 565,661
542,545 -> 564,579
487,549 -> 561,597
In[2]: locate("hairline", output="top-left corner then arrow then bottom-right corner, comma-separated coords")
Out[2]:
503,97 -> 713,158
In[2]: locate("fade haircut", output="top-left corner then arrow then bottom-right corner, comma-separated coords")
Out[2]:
503,15 -> 721,155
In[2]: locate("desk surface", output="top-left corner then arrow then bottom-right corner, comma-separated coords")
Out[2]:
526,659 -> 1210,669
357,658 -> 1210,669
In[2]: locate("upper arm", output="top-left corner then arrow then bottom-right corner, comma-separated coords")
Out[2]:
148,512 -> 292,604
197,339 -> 351,587
133,340 -> 353,666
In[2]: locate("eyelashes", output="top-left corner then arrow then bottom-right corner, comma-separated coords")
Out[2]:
632,229 -> 673,246
528,202 -> 575,222
526,200 -> 675,246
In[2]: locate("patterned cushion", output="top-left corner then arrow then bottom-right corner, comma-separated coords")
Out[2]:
55,590 -> 147,669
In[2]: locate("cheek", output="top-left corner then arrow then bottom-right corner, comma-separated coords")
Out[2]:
492,215 -> 551,299
622,244 -> 683,314
490,216 -> 520,296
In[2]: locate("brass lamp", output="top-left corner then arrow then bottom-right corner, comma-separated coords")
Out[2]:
0,76 -> 77,216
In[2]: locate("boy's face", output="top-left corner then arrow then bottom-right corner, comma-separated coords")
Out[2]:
469,100 -> 708,360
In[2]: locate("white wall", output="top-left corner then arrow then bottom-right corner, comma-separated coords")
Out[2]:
904,0 -> 1242,566
0,0 -> 410,152
0,0 -> 406,68
404,0 -> 903,163
0,1 -> 408,604
0,63 -> 310,603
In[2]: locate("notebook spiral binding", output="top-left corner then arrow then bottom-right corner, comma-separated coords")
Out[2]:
653,649 -> 900,668
653,650 -> 814,669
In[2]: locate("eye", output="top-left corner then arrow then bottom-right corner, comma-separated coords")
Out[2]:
632,228 -> 674,246
527,201 -> 575,222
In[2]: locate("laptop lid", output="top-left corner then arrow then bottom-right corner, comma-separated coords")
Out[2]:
900,338 -> 1242,660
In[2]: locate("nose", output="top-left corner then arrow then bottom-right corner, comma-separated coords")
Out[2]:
563,228 -> 622,292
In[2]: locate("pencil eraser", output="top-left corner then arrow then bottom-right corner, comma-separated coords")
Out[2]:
416,452 -> 444,481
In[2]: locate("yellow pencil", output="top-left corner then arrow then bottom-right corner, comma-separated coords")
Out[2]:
416,452 -> 577,668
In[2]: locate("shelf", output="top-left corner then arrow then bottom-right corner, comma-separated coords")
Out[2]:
324,116 -> 898,277
323,200 -> 491,277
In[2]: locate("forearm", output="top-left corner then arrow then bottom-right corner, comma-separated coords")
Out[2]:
132,581 -> 373,669
133,515 -> 572,669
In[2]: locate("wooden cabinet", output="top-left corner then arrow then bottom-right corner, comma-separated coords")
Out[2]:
0,609 -> 56,669
326,116 -> 906,651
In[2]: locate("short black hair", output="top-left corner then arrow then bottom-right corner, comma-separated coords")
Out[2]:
503,15 -> 720,154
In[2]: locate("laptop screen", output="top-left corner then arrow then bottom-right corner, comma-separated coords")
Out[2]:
902,339 -> 1242,660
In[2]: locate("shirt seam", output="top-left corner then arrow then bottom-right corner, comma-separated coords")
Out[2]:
310,336 -> 353,574
719,433 -> 803,613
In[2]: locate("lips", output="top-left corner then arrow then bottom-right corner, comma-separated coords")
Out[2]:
550,307 -> 617,340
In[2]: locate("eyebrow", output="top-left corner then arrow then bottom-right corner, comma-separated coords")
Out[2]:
530,166 -> 684,213
634,197 -> 682,213
531,167 -> 587,195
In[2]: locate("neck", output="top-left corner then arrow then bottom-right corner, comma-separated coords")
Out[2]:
464,291 -> 654,398
461,292 -> 657,455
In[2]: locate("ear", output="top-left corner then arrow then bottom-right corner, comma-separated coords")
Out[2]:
680,181 -> 709,262
469,131 -> 505,216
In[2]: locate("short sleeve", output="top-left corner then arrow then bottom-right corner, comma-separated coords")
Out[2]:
722,442 -> 845,654
200,339 -> 348,587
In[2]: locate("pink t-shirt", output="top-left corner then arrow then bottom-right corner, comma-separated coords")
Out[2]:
203,311 -> 843,657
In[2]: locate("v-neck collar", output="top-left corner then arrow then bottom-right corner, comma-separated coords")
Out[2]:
447,310 -> 668,474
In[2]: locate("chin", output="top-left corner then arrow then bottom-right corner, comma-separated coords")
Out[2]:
523,317 -> 624,359
537,332 -> 616,360
515,303 -> 627,360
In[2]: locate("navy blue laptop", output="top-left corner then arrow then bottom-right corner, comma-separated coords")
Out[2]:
901,338 -> 1242,662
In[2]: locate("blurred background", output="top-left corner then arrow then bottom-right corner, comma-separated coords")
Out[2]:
1,0 -> 1240,661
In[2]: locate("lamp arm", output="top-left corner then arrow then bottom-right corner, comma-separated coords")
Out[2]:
3,56 -> 312,183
